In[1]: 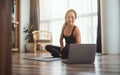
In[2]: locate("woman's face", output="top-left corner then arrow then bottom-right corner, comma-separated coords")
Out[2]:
65,11 -> 76,26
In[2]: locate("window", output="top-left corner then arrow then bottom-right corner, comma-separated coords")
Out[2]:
40,0 -> 98,46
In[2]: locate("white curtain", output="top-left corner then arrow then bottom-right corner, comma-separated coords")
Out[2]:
40,0 -> 98,46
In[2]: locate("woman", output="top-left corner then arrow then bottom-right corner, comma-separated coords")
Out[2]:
45,9 -> 81,59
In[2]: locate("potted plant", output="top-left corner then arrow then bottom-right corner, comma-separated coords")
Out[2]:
23,24 -> 34,52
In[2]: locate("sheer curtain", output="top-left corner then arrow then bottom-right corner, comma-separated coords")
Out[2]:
40,0 -> 98,46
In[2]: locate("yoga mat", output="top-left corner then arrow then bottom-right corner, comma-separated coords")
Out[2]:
23,57 -> 61,62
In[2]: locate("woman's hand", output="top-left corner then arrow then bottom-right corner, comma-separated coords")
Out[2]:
60,46 -> 64,51
59,46 -> 64,57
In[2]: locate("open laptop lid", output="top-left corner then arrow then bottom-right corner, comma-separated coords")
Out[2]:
67,44 -> 96,64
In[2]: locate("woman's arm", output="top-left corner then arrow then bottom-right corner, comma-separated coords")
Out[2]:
59,33 -> 64,48
74,26 -> 81,44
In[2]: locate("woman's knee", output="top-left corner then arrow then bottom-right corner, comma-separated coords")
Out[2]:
45,45 -> 52,50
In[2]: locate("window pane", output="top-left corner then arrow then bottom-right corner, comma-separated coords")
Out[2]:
50,20 -> 64,46
40,0 -> 50,21
69,0 -> 92,15
92,0 -> 98,13
50,0 -> 68,19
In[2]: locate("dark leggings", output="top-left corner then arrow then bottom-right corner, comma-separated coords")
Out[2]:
45,45 -> 69,58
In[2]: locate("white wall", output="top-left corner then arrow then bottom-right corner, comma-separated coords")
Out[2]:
101,0 -> 120,54
20,0 -> 30,52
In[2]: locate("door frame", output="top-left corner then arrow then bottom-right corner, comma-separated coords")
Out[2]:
0,0 -> 12,75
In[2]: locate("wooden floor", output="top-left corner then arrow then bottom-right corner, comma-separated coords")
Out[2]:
12,52 -> 120,75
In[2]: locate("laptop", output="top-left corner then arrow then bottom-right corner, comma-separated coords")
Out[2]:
62,44 -> 96,64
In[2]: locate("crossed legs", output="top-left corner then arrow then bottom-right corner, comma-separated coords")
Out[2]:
45,45 -> 69,58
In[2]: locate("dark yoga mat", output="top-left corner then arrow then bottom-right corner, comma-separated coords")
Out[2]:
23,57 -> 61,62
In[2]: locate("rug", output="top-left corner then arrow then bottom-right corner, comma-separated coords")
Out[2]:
23,57 -> 61,62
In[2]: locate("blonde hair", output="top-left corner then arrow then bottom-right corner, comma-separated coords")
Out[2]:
65,9 -> 77,19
